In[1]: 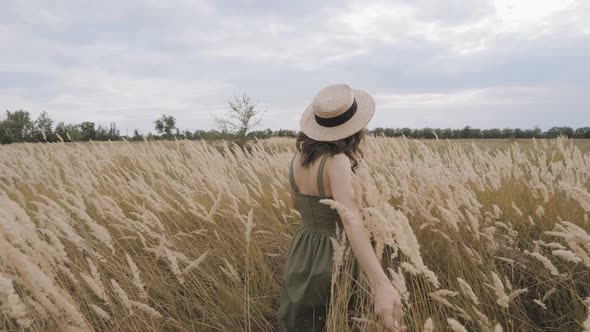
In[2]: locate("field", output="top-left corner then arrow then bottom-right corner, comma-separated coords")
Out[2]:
1,136 -> 590,331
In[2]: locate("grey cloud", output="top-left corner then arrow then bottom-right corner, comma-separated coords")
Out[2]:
398,0 -> 495,24
0,0 -> 588,133
372,86 -> 590,130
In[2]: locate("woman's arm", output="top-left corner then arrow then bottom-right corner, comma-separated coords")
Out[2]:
327,153 -> 405,332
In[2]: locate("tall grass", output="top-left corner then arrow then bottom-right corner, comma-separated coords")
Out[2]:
0,136 -> 589,331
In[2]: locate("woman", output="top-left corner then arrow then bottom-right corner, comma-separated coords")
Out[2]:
277,84 -> 406,332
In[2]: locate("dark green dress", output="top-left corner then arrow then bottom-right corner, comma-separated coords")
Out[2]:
276,152 -> 358,332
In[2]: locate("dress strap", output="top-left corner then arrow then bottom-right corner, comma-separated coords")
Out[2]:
317,153 -> 330,197
289,154 -> 299,193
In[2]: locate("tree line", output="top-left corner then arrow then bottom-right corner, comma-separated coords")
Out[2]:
1,109 -> 589,145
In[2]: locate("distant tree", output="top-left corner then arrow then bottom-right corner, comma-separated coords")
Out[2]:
546,126 -> 574,138
33,111 -> 54,142
146,132 -> 157,141
530,125 -> 543,138
433,128 -> 445,139
212,93 -> 265,139
154,115 -> 177,139
501,128 -> 514,138
419,127 -> 437,139
181,129 -> 193,139
411,128 -> 421,138
372,127 -> 385,137
96,125 -> 107,140
471,128 -> 482,138
0,110 -> 34,144
201,129 -> 229,140
574,127 -> 590,139
174,128 -> 182,139
275,129 -> 296,137
439,128 -> 453,139
131,129 -> 143,141
54,121 -> 69,141
247,128 -> 273,139
107,123 -> 120,140
6,109 -> 590,144
193,130 -> 205,140
384,128 -> 399,137
482,128 -> 501,139
80,121 -> 97,141
401,127 -> 413,137
460,125 -> 472,139
55,122 -> 83,142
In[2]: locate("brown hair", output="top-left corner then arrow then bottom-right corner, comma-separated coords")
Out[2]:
295,128 -> 366,173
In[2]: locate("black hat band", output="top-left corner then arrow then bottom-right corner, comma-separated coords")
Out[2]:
314,98 -> 357,128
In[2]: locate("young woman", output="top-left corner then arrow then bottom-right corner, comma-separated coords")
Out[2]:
277,84 -> 406,332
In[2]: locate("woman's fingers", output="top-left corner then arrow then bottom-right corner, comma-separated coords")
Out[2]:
392,299 -> 403,326
392,300 -> 405,332
382,312 -> 396,332
374,286 -> 405,331
395,317 -> 408,332
379,310 -> 407,332
382,309 -> 405,332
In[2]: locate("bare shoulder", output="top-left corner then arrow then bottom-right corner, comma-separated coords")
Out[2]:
326,153 -> 355,200
326,153 -> 351,174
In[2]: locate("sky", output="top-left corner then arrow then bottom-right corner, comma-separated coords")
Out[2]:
1,0 -> 589,135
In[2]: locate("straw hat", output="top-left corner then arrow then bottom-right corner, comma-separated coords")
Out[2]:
300,84 -> 375,142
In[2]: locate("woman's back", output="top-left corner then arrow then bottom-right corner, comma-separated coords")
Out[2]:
290,151 -> 333,198
277,151 -> 350,331
289,151 -> 343,232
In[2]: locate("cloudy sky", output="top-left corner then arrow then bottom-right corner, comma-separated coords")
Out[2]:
1,0 -> 589,134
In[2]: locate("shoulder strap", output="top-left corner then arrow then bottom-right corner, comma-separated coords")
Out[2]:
317,153 -> 330,196
289,154 -> 299,193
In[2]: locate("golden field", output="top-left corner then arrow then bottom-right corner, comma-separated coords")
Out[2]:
1,136 -> 590,331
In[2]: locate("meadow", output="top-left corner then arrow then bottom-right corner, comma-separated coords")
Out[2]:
1,136 -> 589,331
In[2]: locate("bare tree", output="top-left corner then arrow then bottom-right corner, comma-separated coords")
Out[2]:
213,94 -> 265,138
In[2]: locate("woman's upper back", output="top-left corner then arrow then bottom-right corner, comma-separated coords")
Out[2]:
289,152 -> 333,198
289,151 -> 358,229
290,151 -> 355,199
289,152 -> 342,228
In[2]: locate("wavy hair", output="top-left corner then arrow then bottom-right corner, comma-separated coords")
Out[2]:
295,128 -> 366,173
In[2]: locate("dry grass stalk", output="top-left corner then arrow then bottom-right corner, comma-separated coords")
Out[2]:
447,317 -> 468,332
1,136 -> 589,331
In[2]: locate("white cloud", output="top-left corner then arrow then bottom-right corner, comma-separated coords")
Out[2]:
0,0 -> 588,133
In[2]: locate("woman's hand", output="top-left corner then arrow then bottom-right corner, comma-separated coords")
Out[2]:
374,283 -> 407,332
